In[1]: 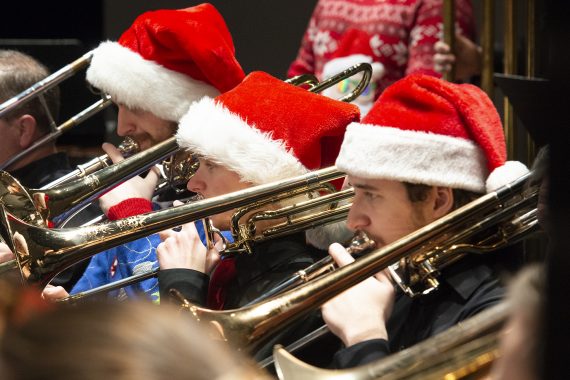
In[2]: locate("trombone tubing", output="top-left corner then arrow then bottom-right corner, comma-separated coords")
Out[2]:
0,167 -> 346,286
0,51 -> 93,118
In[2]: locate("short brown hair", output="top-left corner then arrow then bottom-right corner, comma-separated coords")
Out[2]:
403,182 -> 481,210
0,50 -> 60,134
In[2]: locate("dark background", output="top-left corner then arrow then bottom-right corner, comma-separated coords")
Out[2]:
0,0 -> 318,150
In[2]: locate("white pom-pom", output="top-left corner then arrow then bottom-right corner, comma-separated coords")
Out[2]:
486,161 -> 530,192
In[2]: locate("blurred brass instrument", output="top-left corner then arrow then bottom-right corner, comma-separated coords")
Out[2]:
273,301 -> 509,380
0,52 -> 113,170
171,173 -> 537,353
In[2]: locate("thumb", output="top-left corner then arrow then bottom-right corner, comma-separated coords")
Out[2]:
328,243 -> 355,267
102,143 -> 125,164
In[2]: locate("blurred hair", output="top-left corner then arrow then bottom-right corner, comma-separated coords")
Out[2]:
1,300 -> 269,380
0,50 -> 60,134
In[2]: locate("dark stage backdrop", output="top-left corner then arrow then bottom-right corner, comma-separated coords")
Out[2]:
1,1 -> 318,148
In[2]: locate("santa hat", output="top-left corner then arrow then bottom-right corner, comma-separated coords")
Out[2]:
321,28 -> 385,81
177,71 -> 360,185
336,74 -> 529,193
86,3 -> 245,122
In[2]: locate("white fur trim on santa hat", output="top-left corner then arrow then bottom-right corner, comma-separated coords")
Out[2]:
86,42 -> 220,121
322,54 -> 385,81
336,123 -> 489,193
177,97 -> 308,185
486,161 -> 529,192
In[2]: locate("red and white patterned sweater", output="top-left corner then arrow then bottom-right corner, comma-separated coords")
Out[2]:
288,0 -> 474,96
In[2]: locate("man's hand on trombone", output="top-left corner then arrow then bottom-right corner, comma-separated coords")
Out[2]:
98,142 -> 161,217
321,243 -> 395,347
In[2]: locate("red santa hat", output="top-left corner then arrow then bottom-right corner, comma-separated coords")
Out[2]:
321,28 -> 385,81
177,71 -> 360,185
336,74 -> 529,193
86,3 -> 245,122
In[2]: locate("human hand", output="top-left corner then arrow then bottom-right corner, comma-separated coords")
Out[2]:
0,242 -> 15,264
157,217 -> 222,275
42,285 -> 69,302
98,143 -> 160,215
321,243 -> 395,347
434,33 -> 482,82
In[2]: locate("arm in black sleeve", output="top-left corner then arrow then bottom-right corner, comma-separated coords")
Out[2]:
158,268 -> 208,306
332,339 -> 391,369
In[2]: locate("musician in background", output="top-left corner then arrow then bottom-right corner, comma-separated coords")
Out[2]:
42,4 -> 245,302
288,0 -> 475,98
0,50 -> 68,187
155,71 -> 359,359
320,74 -> 529,367
0,50 -> 93,290
490,264 -> 543,380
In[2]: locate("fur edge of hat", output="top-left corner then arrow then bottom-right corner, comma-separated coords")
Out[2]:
336,122 -> 489,193
86,41 -> 220,121
177,97 -> 308,185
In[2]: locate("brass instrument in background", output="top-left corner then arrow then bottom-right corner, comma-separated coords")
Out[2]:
273,301 -> 509,380
0,52 -> 113,170
171,173 -> 537,353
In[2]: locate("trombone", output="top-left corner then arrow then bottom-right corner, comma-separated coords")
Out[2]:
273,301 -> 509,379
0,166 -> 346,286
170,173 -> 538,353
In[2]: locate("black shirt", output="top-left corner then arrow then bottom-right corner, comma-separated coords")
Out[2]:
332,254 -> 505,369
9,152 -> 71,188
159,232 -> 326,359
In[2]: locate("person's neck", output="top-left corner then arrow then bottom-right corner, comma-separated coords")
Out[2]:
6,144 -> 58,171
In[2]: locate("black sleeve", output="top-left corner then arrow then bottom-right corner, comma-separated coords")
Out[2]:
332,339 -> 391,369
158,268 -> 209,306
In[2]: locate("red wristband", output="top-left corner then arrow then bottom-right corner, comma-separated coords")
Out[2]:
107,198 -> 153,220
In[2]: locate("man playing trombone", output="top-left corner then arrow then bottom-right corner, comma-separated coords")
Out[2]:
320,74 -> 529,367
155,71 -> 360,358
43,4 -> 245,302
